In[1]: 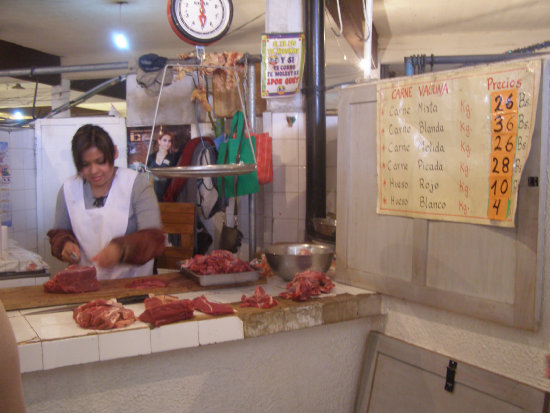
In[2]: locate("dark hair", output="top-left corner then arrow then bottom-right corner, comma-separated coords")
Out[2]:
153,130 -> 177,154
71,124 -> 116,171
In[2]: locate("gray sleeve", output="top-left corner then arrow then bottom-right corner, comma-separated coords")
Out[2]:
53,186 -> 73,231
130,173 -> 162,231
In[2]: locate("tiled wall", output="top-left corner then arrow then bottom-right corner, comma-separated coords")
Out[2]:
262,112 -> 338,245
0,128 -> 38,252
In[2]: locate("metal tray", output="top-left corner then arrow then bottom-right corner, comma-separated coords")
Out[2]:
180,267 -> 260,287
150,164 -> 256,178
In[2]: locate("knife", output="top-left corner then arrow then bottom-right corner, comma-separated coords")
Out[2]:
25,294 -> 150,316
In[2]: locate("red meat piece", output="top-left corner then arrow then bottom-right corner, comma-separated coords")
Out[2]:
125,278 -> 169,289
73,299 -> 135,330
44,265 -> 100,294
279,278 -> 315,301
139,295 -> 194,327
240,286 -> 278,309
181,249 -> 254,275
192,295 -> 235,315
143,295 -> 179,308
279,270 -> 335,301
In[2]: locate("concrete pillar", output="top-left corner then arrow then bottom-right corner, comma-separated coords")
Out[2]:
262,0 -> 307,245
265,0 -> 304,113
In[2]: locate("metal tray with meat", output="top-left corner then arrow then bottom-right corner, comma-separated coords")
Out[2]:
180,267 -> 260,287
179,250 -> 261,287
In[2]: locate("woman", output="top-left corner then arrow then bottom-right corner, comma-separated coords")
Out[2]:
47,124 -> 165,280
147,130 -> 180,201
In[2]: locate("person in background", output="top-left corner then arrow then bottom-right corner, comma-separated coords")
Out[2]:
0,300 -> 27,413
47,124 -> 165,280
147,129 -> 180,201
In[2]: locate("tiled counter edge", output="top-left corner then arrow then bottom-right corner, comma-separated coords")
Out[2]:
8,281 -> 382,373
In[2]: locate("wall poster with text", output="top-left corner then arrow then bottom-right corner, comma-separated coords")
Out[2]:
261,32 -> 305,98
376,59 -> 541,227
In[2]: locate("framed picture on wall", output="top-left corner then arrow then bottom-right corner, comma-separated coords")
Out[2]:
127,124 -> 191,172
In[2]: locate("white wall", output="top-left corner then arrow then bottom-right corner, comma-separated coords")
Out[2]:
0,128 -> 38,251
379,156 -> 550,390
262,113 -> 338,245
22,317 -> 385,413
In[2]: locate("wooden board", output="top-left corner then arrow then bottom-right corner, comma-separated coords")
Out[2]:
0,272 -> 264,311
335,60 -> 549,330
157,202 -> 195,269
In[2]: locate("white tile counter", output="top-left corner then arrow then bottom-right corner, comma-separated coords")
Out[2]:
8,275 -> 380,373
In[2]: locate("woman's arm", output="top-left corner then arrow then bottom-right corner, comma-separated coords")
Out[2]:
47,188 -> 80,262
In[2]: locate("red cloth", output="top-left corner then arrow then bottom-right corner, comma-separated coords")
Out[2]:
162,137 -> 215,202
255,132 -> 273,184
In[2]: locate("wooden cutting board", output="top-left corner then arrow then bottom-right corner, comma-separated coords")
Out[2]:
0,272 -> 263,311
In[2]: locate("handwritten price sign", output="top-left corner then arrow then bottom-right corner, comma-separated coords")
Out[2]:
376,59 -> 541,227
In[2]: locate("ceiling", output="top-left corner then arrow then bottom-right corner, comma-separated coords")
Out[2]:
1,0 -> 549,121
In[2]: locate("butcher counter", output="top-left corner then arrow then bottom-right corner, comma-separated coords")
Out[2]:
5,271 -> 384,413
6,273 -> 381,373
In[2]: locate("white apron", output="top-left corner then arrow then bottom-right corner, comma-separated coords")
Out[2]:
63,168 -> 153,280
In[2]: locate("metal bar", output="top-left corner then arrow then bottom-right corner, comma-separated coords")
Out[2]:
0,62 -> 129,78
248,62 -> 256,259
431,53 -> 543,65
404,51 -> 550,75
1,75 -> 125,127
45,75 -> 126,119
0,55 -> 263,79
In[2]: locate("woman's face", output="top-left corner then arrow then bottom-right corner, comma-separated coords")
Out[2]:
80,146 -> 116,191
158,134 -> 172,151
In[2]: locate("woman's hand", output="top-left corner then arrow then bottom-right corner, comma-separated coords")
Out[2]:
61,242 -> 81,264
92,242 -> 123,268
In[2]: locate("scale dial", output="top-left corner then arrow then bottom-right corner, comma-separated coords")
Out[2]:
167,0 -> 233,45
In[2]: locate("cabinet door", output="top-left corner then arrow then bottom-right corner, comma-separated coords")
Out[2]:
356,333 -> 548,413
336,60 -> 549,330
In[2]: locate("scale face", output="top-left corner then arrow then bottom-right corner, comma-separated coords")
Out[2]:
167,0 -> 233,45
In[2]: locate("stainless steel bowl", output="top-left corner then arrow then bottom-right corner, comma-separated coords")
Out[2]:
312,217 -> 336,237
264,243 -> 334,281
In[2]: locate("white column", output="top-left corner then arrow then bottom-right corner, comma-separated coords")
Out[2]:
363,0 -> 374,79
263,0 -> 307,244
265,0 -> 304,113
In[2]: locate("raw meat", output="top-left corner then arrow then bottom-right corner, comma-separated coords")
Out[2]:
73,299 -> 135,330
192,295 -> 235,315
138,295 -> 194,327
240,286 -> 278,309
44,265 -> 100,294
125,278 -> 169,289
279,270 -> 335,301
181,249 -> 254,275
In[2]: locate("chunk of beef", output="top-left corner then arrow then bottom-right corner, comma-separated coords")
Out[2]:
73,298 -> 135,330
240,286 -> 278,309
192,295 -> 235,315
44,265 -> 100,294
138,295 -> 194,327
181,249 -> 254,275
279,270 -> 335,301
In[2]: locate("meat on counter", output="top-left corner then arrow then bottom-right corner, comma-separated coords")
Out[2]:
44,265 -> 100,294
73,298 -> 135,330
